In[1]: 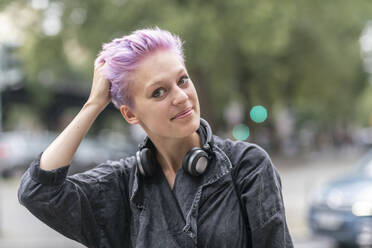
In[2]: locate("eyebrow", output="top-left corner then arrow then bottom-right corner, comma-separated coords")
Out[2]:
146,68 -> 186,92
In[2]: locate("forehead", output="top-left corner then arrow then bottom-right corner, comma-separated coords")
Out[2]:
131,49 -> 185,93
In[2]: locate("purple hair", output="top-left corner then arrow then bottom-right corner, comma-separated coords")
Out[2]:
95,27 -> 185,109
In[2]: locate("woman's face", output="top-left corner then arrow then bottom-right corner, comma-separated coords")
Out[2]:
121,49 -> 200,140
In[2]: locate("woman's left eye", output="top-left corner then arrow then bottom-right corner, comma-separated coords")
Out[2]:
178,76 -> 189,86
152,88 -> 165,98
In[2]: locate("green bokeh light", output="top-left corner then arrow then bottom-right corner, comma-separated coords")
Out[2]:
232,124 -> 250,141
250,105 -> 268,123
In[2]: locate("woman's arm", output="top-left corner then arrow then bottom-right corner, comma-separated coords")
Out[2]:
40,62 -> 111,171
18,62 -> 132,246
18,155 -> 132,247
18,63 -> 125,248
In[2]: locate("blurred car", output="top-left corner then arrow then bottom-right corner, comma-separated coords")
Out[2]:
69,131 -> 137,175
0,131 -> 136,178
353,128 -> 372,148
308,150 -> 372,248
0,131 -> 52,178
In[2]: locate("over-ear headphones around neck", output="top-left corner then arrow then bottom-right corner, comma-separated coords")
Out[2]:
136,118 -> 214,177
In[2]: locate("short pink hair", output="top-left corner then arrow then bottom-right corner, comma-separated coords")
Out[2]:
95,27 -> 184,109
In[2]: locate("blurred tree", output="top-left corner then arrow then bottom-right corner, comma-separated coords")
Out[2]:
356,83 -> 372,126
2,0 -> 371,150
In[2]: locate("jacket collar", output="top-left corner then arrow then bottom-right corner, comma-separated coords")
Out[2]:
129,124 -> 231,209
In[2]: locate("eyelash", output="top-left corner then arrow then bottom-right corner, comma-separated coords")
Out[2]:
178,76 -> 189,86
152,76 -> 189,98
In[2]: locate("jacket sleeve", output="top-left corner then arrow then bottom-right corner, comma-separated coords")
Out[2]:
17,153 -> 132,248
229,142 -> 293,248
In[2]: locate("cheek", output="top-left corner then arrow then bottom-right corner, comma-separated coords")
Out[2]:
189,84 -> 199,102
142,101 -> 169,118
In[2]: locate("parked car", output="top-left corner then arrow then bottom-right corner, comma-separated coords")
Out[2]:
353,128 -> 372,148
0,131 -> 52,178
69,131 -> 137,175
308,149 -> 372,248
0,131 -> 136,178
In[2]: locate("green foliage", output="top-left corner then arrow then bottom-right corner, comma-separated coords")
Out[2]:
356,82 -> 372,126
4,0 -> 372,134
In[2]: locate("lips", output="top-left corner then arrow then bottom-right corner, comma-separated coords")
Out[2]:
171,107 -> 193,120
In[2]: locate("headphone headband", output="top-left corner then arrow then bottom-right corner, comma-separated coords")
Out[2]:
136,118 -> 214,177
200,118 -> 213,152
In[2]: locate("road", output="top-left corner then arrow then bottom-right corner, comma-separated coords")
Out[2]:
0,147 -> 363,248
276,149 -> 358,248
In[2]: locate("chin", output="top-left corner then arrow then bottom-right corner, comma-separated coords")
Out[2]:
171,114 -> 200,138
187,114 -> 200,133
186,116 -> 199,130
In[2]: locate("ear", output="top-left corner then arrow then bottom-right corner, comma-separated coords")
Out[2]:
120,105 -> 139,125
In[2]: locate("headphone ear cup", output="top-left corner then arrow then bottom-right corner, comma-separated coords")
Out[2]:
137,148 -> 156,177
182,148 -> 209,176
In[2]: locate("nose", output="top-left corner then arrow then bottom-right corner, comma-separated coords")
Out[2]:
172,86 -> 188,105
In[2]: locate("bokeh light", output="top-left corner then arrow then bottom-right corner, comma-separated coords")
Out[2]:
232,124 -> 250,141
250,105 -> 268,123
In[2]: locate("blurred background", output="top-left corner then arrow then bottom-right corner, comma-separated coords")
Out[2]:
1,0 -> 372,247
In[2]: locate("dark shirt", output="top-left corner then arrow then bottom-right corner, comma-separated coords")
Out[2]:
18,134 -> 293,248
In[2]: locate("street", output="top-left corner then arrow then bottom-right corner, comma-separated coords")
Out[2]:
0,147 -> 362,248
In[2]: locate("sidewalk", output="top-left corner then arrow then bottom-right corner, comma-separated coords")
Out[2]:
0,178 -> 84,248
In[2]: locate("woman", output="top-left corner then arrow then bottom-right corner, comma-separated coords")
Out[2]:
18,27 -> 293,248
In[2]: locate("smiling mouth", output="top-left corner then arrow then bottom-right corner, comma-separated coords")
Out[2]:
171,107 -> 193,120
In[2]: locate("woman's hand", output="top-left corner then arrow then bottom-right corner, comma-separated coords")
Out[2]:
86,61 -> 111,110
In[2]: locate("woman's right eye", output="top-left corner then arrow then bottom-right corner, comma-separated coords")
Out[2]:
152,88 -> 165,98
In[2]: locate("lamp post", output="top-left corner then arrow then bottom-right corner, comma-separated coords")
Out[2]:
0,86 -> 2,132
0,43 -> 23,237
0,43 -> 23,132
0,44 -> 5,133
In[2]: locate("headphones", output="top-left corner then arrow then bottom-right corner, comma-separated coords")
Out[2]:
136,118 -> 214,177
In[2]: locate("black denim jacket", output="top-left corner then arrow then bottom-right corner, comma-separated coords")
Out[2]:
18,134 -> 293,248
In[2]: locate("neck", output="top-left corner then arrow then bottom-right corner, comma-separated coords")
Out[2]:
149,132 -> 202,175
